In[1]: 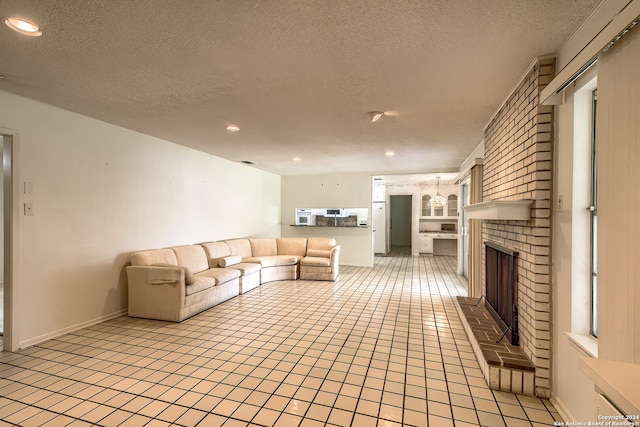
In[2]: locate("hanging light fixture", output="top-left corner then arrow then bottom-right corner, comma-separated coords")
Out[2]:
428,177 -> 447,208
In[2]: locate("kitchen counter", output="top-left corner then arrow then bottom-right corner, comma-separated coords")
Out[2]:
290,225 -> 369,228
419,231 -> 458,238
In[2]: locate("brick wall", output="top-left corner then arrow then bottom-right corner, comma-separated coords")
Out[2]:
482,57 -> 554,398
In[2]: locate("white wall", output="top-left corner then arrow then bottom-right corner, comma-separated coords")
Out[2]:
0,137 -> 3,283
551,0 -> 640,420
0,90 -> 281,349
281,174 -> 373,267
552,74 -> 598,420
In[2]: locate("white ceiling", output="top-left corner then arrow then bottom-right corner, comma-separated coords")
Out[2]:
0,0 -> 600,176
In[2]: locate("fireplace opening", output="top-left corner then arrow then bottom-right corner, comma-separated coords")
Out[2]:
485,242 -> 519,345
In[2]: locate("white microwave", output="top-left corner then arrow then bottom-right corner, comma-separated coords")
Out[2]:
295,208 -> 315,226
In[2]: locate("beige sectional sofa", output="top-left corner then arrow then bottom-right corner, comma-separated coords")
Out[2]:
127,237 -> 340,322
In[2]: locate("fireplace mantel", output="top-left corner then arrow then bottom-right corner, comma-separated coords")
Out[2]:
461,200 -> 532,220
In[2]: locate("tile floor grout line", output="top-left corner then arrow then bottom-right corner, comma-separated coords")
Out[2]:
429,254 -> 482,427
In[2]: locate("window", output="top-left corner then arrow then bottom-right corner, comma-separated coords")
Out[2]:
570,73 -> 598,349
589,89 -> 598,337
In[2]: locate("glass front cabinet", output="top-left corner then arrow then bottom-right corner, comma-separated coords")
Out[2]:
421,193 -> 458,218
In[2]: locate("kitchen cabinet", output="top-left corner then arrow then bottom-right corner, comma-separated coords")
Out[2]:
448,195 -> 458,217
421,195 -> 432,217
418,232 -> 458,255
421,193 -> 458,219
418,234 -> 433,253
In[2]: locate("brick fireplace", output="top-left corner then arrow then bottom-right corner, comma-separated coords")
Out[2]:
459,57 -> 555,398
484,242 -> 519,346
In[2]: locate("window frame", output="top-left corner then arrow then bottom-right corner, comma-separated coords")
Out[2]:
589,89 -> 598,338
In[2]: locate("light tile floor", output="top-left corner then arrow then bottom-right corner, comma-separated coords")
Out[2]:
0,248 -> 561,426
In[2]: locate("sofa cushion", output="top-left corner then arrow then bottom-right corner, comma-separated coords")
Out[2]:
219,255 -> 242,267
152,263 -> 196,285
300,256 -> 332,267
245,255 -> 298,267
277,238 -> 307,257
228,262 -> 261,276
171,245 -> 210,274
224,239 -> 253,259
249,238 -> 278,257
185,276 -> 217,296
200,241 -> 232,267
130,248 -> 178,266
306,248 -> 331,258
195,268 -> 241,285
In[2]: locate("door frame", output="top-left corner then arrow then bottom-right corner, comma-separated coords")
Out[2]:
460,181 -> 470,277
1,127 -> 19,351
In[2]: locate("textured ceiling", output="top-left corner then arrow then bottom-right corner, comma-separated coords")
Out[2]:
0,0 -> 600,176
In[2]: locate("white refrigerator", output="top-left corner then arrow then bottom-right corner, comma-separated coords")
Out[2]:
373,201 -> 387,255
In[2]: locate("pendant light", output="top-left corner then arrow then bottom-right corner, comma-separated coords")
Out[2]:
428,177 -> 447,208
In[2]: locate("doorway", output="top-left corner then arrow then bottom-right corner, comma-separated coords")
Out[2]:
1,132 -> 15,352
0,136 -> 4,341
390,195 -> 412,247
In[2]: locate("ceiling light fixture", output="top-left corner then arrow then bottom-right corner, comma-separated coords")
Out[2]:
427,177 -> 447,208
292,156 -> 301,162
3,17 -> 42,36
385,151 -> 395,157
369,111 -> 384,123
226,124 -> 240,132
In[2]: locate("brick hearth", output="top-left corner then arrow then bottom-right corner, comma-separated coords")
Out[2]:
455,296 -> 536,396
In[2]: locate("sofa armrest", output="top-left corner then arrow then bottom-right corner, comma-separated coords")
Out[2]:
126,266 -> 186,321
330,246 -> 341,271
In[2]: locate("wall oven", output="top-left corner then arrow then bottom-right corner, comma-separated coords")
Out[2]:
295,208 -> 315,226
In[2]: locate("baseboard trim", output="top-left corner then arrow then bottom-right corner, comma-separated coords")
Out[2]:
18,309 -> 128,350
551,393 -> 573,423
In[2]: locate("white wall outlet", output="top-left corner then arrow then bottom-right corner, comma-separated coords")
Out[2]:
24,203 -> 34,216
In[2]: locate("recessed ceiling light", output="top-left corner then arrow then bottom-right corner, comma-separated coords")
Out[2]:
369,111 -> 385,123
292,156 -> 301,162
3,17 -> 42,36
226,124 -> 240,132
385,151 -> 395,157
